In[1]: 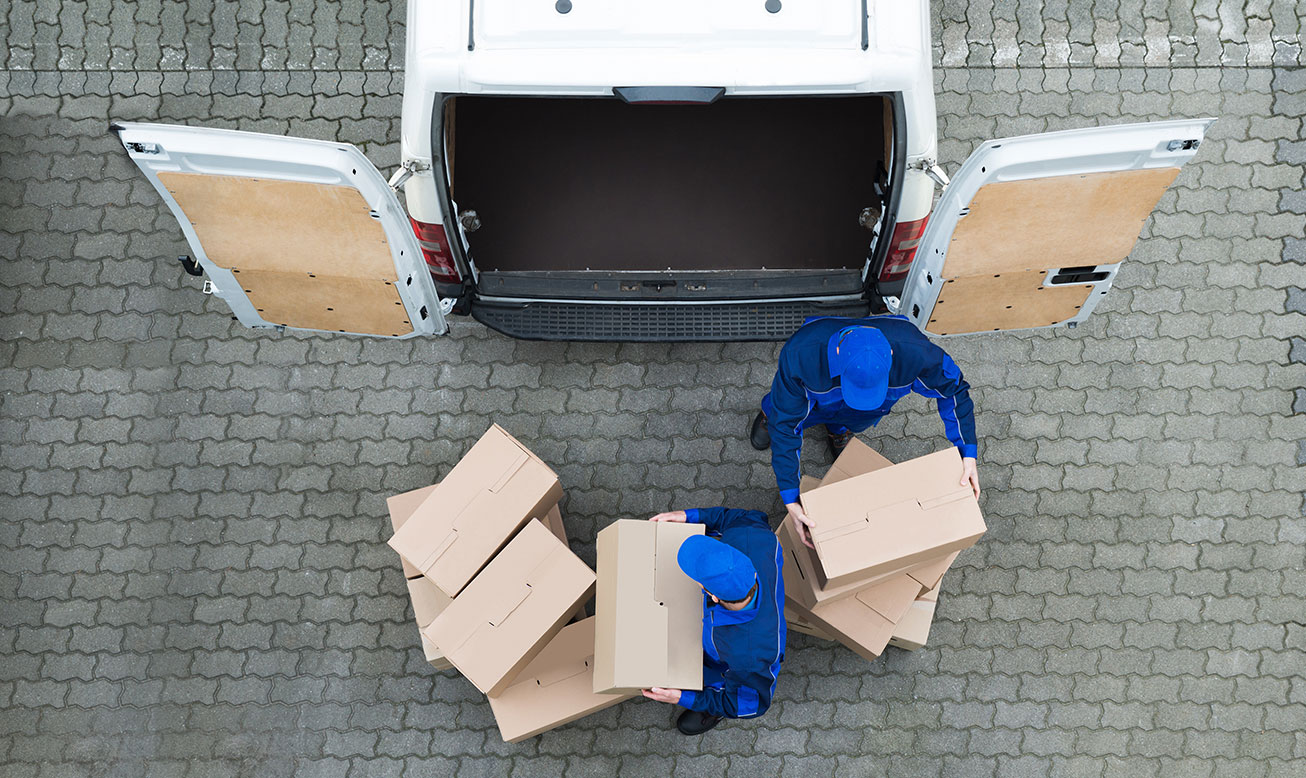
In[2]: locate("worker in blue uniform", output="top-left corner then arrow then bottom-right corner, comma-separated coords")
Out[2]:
640,507 -> 785,735
749,315 -> 980,547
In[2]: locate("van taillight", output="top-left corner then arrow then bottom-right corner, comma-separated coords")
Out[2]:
878,217 -> 929,283
409,218 -> 461,283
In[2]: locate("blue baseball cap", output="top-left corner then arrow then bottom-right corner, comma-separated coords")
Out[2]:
827,326 -> 891,411
676,535 -> 757,602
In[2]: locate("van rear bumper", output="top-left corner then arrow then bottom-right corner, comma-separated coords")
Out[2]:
470,299 -> 871,342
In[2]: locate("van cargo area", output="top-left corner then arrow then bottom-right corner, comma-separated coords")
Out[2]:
447,95 -> 891,301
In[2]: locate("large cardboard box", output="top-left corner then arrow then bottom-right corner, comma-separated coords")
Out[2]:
389,425 -> 564,597
887,599 -> 936,651
786,574 -> 921,662
425,520 -> 595,696
593,520 -> 705,695
803,448 -> 985,589
487,616 -> 637,743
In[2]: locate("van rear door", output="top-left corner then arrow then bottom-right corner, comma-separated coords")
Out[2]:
899,118 -> 1214,336
115,123 -> 446,338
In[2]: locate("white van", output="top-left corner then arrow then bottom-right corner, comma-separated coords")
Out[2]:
116,0 -> 1212,342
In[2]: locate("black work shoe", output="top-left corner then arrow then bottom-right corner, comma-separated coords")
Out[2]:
827,429 -> 854,460
749,411 -> 770,450
677,709 -> 723,735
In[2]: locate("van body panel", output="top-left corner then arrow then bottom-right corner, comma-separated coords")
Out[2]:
115,122 -> 446,338
900,118 -> 1215,336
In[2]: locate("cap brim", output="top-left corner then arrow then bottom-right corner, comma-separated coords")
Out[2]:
841,374 -> 889,410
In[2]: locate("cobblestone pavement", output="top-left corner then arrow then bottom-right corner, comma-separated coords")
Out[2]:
3,2 -> 1306,777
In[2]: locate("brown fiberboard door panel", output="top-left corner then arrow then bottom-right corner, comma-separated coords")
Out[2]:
925,270 -> 1094,335
941,167 -> 1181,278
158,172 -> 400,279
158,172 -> 408,336
233,269 -> 412,336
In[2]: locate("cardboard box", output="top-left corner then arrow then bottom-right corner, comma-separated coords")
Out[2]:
786,574 -> 921,662
803,448 -> 986,589
424,520 -> 595,696
593,520 -> 705,694
387,483 -> 440,578
487,616 -> 637,743
777,516 -> 956,610
887,599 -> 936,651
784,606 -> 833,641
388,424 -> 564,597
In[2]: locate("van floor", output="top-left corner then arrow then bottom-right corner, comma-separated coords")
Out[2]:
451,96 -> 887,273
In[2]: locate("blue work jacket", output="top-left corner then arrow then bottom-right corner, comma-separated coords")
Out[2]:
676,507 -> 785,720
766,315 -> 978,504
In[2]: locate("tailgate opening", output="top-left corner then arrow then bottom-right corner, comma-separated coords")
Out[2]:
441,94 -> 893,300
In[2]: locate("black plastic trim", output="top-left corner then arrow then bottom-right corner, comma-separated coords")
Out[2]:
470,299 -> 871,342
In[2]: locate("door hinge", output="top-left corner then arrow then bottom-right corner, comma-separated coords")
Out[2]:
388,159 -> 432,192
908,159 -> 951,189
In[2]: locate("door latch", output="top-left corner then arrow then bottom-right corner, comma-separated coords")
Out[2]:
201,279 -> 217,295
1166,138 -> 1201,152
125,142 -> 161,155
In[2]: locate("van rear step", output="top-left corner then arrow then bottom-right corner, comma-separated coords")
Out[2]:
470,300 -> 871,342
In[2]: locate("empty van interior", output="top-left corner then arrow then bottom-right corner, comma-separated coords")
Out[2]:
448,95 -> 890,282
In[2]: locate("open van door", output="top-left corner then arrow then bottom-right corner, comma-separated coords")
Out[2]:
899,118 -> 1214,336
114,123 -> 446,338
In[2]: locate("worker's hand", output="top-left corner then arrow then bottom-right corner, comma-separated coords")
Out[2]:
641,687 -> 681,704
649,511 -> 688,523
961,457 -> 980,500
786,502 -> 816,549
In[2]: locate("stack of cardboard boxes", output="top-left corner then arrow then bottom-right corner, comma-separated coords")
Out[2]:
386,425 -> 628,742
780,439 -> 986,659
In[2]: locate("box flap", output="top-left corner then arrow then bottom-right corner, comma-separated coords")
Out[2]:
906,550 -> 960,592
852,575 -> 920,624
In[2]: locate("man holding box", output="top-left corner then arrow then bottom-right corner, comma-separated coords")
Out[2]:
640,508 -> 785,735
749,315 -> 980,547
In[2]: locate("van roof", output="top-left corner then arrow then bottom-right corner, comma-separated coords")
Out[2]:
473,0 -> 866,51
406,0 -> 929,95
